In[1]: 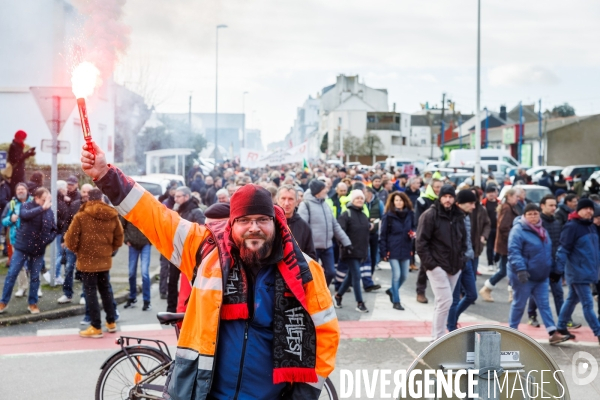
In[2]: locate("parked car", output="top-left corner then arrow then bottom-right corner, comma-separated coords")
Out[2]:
584,170 -> 600,192
131,174 -> 186,198
499,185 -> 552,205
530,166 -> 563,183
561,165 -> 600,182
447,173 -> 473,187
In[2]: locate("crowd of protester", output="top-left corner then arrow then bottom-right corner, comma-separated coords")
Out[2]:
1,129 -> 600,343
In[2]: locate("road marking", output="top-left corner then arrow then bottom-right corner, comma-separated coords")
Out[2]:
37,328 -> 80,336
120,324 -> 163,332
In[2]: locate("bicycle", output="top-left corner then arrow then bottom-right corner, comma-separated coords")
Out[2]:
95,312 -> 339,400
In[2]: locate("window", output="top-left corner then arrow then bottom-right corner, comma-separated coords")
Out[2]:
421,139 -> 426,145
488,165 -> 498,172
503,157 -> 519,167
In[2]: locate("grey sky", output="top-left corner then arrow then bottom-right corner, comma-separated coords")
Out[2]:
115,0 -> 600,145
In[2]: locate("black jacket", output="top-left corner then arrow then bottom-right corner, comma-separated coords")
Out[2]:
416,201 -> 467,275
555,203 -> 572,229
57,193 -> 81,235
121,215 -> 151,249
415,196 -> 435,226
379,210 -> 415,260
205,185 -> 218,207
8,141 -> 32,190
287,212 -> 317,260
338,204 -> 370,260
15,201 -> 57,256
190,177 -> 206,194
404,188 -> 421,210
177,197 -> 206,224
541,212 -> 561,259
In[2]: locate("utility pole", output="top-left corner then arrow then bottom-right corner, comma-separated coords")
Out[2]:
538,98 -> 542,166
188,93 -> 192,134
440,93 -> 446,159
215,24 -> 228,161
474,0 -> 482,186
519,101 -> 523,164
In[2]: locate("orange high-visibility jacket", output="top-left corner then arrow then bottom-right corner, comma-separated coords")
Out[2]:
97,166 -> 340,400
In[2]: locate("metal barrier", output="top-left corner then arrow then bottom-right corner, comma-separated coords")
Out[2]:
403,324 -> 569,400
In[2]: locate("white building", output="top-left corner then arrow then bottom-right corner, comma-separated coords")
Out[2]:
0,0 -> 115,165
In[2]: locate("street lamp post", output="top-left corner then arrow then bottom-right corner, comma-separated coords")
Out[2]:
215,24 -> 228,161
242,91 -> 248,148
474,0 -> 482,186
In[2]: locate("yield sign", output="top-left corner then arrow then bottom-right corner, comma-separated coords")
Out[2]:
30,87 -> 77,135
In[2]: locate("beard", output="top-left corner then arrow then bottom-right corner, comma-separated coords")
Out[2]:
233,231 -> 275,267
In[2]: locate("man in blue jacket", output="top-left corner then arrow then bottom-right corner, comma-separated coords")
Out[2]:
506,204 -> 570,344
0,187 -> 56,314
555,198 -> 600,342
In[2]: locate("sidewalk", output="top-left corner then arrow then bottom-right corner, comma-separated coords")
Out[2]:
0,245 -> 162,326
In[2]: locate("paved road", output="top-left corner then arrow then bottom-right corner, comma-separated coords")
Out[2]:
2,261 -> 600,399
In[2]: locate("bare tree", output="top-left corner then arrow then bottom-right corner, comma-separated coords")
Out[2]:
361,132 -> 384,164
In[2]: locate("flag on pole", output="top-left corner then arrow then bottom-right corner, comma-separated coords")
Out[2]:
303,158 -> 310,173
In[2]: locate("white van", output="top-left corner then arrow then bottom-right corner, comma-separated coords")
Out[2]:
449,149 -> 520,168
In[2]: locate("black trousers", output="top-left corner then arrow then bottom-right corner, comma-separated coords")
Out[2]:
167,263 -> 180,313
81,271 -> 115,329
416,264 -> 428,295
369,232 -> 379,272
486,229 -> 500,265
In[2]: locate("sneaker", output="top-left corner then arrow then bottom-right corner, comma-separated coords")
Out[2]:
475,270 -> 482,276
114,309 -> 120,322
142,301 -> 152,311
14,288 -> 26,298
549,331 -> 571,345
487,265 -> 495,272
160,293 -> 168,300
385,288 -> 393,303
79,297 -> 86,305
567,321 -> 582,329
332,294 -> 342,309
416,293 -> 429,304
37,288 -> 43,298
478,286 -> 494,302
55,276 -> 64,286
355,302 -> 369,313
393,302 -> 404,311
0,302 -> 7,313
106,322 -> 117,333
409,264 -> 419,271
528,316 -> 540,328
557,328 -> 576,340
43,271 -> 51,284
124,298 -> 137,308
80,316 -> 91,325
57,295 -> 72,304
27,304 -> 40,314
79,325 -> 103,338
364,284 -> 381,292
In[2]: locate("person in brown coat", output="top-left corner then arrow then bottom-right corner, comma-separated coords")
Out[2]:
65,188 -> 124,338
479,188 -> 519,302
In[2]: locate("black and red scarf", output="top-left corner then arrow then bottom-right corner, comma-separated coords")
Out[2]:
206,206 -> 318,384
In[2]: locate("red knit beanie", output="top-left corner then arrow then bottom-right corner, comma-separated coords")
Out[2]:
14,130 -> 27,143
229,184 -> 275,223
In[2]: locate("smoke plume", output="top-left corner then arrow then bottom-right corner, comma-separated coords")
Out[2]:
70,0 -> 130,79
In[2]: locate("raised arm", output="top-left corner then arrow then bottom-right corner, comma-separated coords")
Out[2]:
80,143 -> 209,280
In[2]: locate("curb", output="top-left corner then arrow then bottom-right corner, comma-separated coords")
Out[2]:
0,268 -> 161,327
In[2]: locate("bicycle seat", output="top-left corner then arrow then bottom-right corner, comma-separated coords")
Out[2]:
156,312 -> 185,325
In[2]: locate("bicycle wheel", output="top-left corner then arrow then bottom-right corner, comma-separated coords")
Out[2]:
95,347 -> 171,400
320,377 -> 339,400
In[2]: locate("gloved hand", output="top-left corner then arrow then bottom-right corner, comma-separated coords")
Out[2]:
549,272 -> 562,283
517,270 -> 529,284
344,245 -> 353,255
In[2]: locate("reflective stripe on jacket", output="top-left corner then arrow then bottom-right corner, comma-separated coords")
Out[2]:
96,166 -> 339,400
